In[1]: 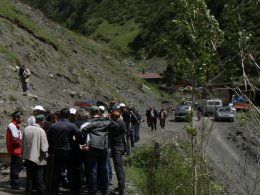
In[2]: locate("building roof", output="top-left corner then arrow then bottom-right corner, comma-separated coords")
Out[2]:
138,73 -> 162,79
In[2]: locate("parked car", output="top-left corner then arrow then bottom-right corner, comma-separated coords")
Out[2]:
214,106 -> 235,122
203,99 -> 223,116
175,104 -> 192,122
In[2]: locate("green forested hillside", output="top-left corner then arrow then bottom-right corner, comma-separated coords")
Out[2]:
21,0 -> 260,86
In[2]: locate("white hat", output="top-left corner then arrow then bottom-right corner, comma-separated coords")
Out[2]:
33,105 -> 45,111
70,108 -> 77,115
119,103 -> 125,108
99,106 -> 105,111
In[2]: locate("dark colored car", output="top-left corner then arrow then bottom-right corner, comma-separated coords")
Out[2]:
175,104 -> 192,122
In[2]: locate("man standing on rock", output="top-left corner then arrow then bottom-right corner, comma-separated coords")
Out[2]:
22,115 -> 49,195
6,111 -> 23,190
18,64 -> 31,95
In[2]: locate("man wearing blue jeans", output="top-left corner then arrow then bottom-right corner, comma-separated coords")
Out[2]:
87,148 -> 109,195
79,107 -> 111,195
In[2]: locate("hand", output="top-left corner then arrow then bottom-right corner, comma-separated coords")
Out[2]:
79,144 -> 89,151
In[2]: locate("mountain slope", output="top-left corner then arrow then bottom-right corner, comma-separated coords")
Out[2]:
0,0 -> 160,131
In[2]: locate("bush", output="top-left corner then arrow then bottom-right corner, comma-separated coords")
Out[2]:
125,142 -> 222,195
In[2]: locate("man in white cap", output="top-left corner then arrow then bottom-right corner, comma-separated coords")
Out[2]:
99,105 -> 106,117
69,108 -> 77,122
27,105 -> 46,126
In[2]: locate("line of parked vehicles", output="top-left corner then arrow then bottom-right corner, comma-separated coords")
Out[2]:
162,95 -> 251,122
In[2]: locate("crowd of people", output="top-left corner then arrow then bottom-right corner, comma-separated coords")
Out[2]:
5,102 -> 142,195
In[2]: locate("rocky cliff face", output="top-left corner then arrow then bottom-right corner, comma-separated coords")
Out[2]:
0,1 -> 159,151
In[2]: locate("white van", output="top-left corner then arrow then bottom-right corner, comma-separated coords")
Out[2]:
203,99 -> 223,116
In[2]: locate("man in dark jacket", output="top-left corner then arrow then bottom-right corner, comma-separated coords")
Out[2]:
79,106 -> 110,195
158,107 -> 168,129
118,103 -> 131,154
146,106 -> 158,131
47,108 -> 79,193
109,110 -> 127,195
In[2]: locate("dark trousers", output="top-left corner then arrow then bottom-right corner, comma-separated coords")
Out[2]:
132,123 -> 140,143
10,155 -> 22,187
87,148 -> 108,195
159,119 -> 166,129
130,128 -> 135,147
21,77 -> 26,92
50,150 -> 72,193
125,122 -> 131,155
112,148 -> 125,194
150,118 -> 157,131
25,160 -> 46,195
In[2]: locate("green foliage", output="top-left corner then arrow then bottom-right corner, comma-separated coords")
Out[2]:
0,0 -> 66,53
19,0 -> 259,87
0,44 -> 20,64
125,145 -> 152,169
92,19 -> 141,54
207,0 -> 260,84
126,142 -> 222,195
186,125 -> 197,137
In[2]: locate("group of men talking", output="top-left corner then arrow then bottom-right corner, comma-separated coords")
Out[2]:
5,102 -> 141,195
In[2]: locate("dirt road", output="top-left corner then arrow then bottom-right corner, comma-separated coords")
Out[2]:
136,113 -> 259,195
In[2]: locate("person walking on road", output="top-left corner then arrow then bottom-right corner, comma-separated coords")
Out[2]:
6,111 -> 23,189
158,107 -> 167,129
22,115 -> 49,195
146,106 -> 158,131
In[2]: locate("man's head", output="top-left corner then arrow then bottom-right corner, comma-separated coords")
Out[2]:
69,108 -> 77,122
35,114 -> 46,127
110,110 -> 121,121
59,108 -> 70,119
89,106 -> 100,117
33,105 -> 46,115
12,111 -> 23,124
76,109 -> 86,120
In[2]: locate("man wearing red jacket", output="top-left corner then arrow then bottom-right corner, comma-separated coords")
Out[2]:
6,111 -> 23,189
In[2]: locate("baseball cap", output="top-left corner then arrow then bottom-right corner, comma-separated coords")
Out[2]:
118,103 -> 125,108
33,105 -> 45,111
99,106 -> 105,111
70,108 -> 77,115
